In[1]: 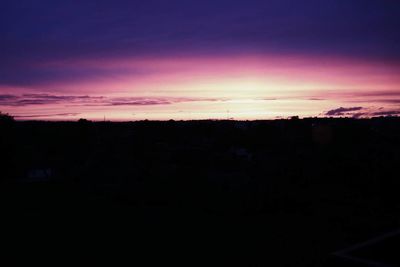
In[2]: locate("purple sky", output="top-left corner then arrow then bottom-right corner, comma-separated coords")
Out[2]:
1,0 -> 400,120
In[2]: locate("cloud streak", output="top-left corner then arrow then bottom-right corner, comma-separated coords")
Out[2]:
325,106 -> 400,118
0,93 -> 225,107
14,113 -> 81,118
325,107 -> 363,116
371,110 -> 400,116
0,94 -> 102,106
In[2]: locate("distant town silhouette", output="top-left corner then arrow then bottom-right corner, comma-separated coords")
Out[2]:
1,115 -> 399,265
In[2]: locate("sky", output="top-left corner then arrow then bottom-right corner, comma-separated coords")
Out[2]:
1,0 -> 400,120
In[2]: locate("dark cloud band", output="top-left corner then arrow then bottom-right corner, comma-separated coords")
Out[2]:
0,94 -> 225,107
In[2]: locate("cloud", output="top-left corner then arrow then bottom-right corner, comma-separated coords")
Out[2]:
371,110 -> 400,116
355,91 -> 400,98
351,112 -> 366,118
14,113 -> 81,118
324,106 -> 400,118
0,93 -> 103,106
374,99 -> 400,104
0,94 -> 18,101
325,107 -> 363,116
343,91 -> 400,104
0,93 -> 224,107
103,96 -> 223,106
109,98 -> 171,106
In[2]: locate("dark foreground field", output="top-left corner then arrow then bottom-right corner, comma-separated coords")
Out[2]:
1,118 -> 399,266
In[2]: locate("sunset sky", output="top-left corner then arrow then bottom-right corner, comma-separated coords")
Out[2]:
1,0 -> 400,120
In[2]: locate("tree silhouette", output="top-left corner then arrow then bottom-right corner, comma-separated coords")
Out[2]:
0,111 -> 14,123
78,118 -> 91,123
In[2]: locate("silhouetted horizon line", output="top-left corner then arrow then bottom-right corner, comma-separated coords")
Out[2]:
9,116 -> 400,123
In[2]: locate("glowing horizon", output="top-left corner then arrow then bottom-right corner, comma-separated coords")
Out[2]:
1,54 -> 399,121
